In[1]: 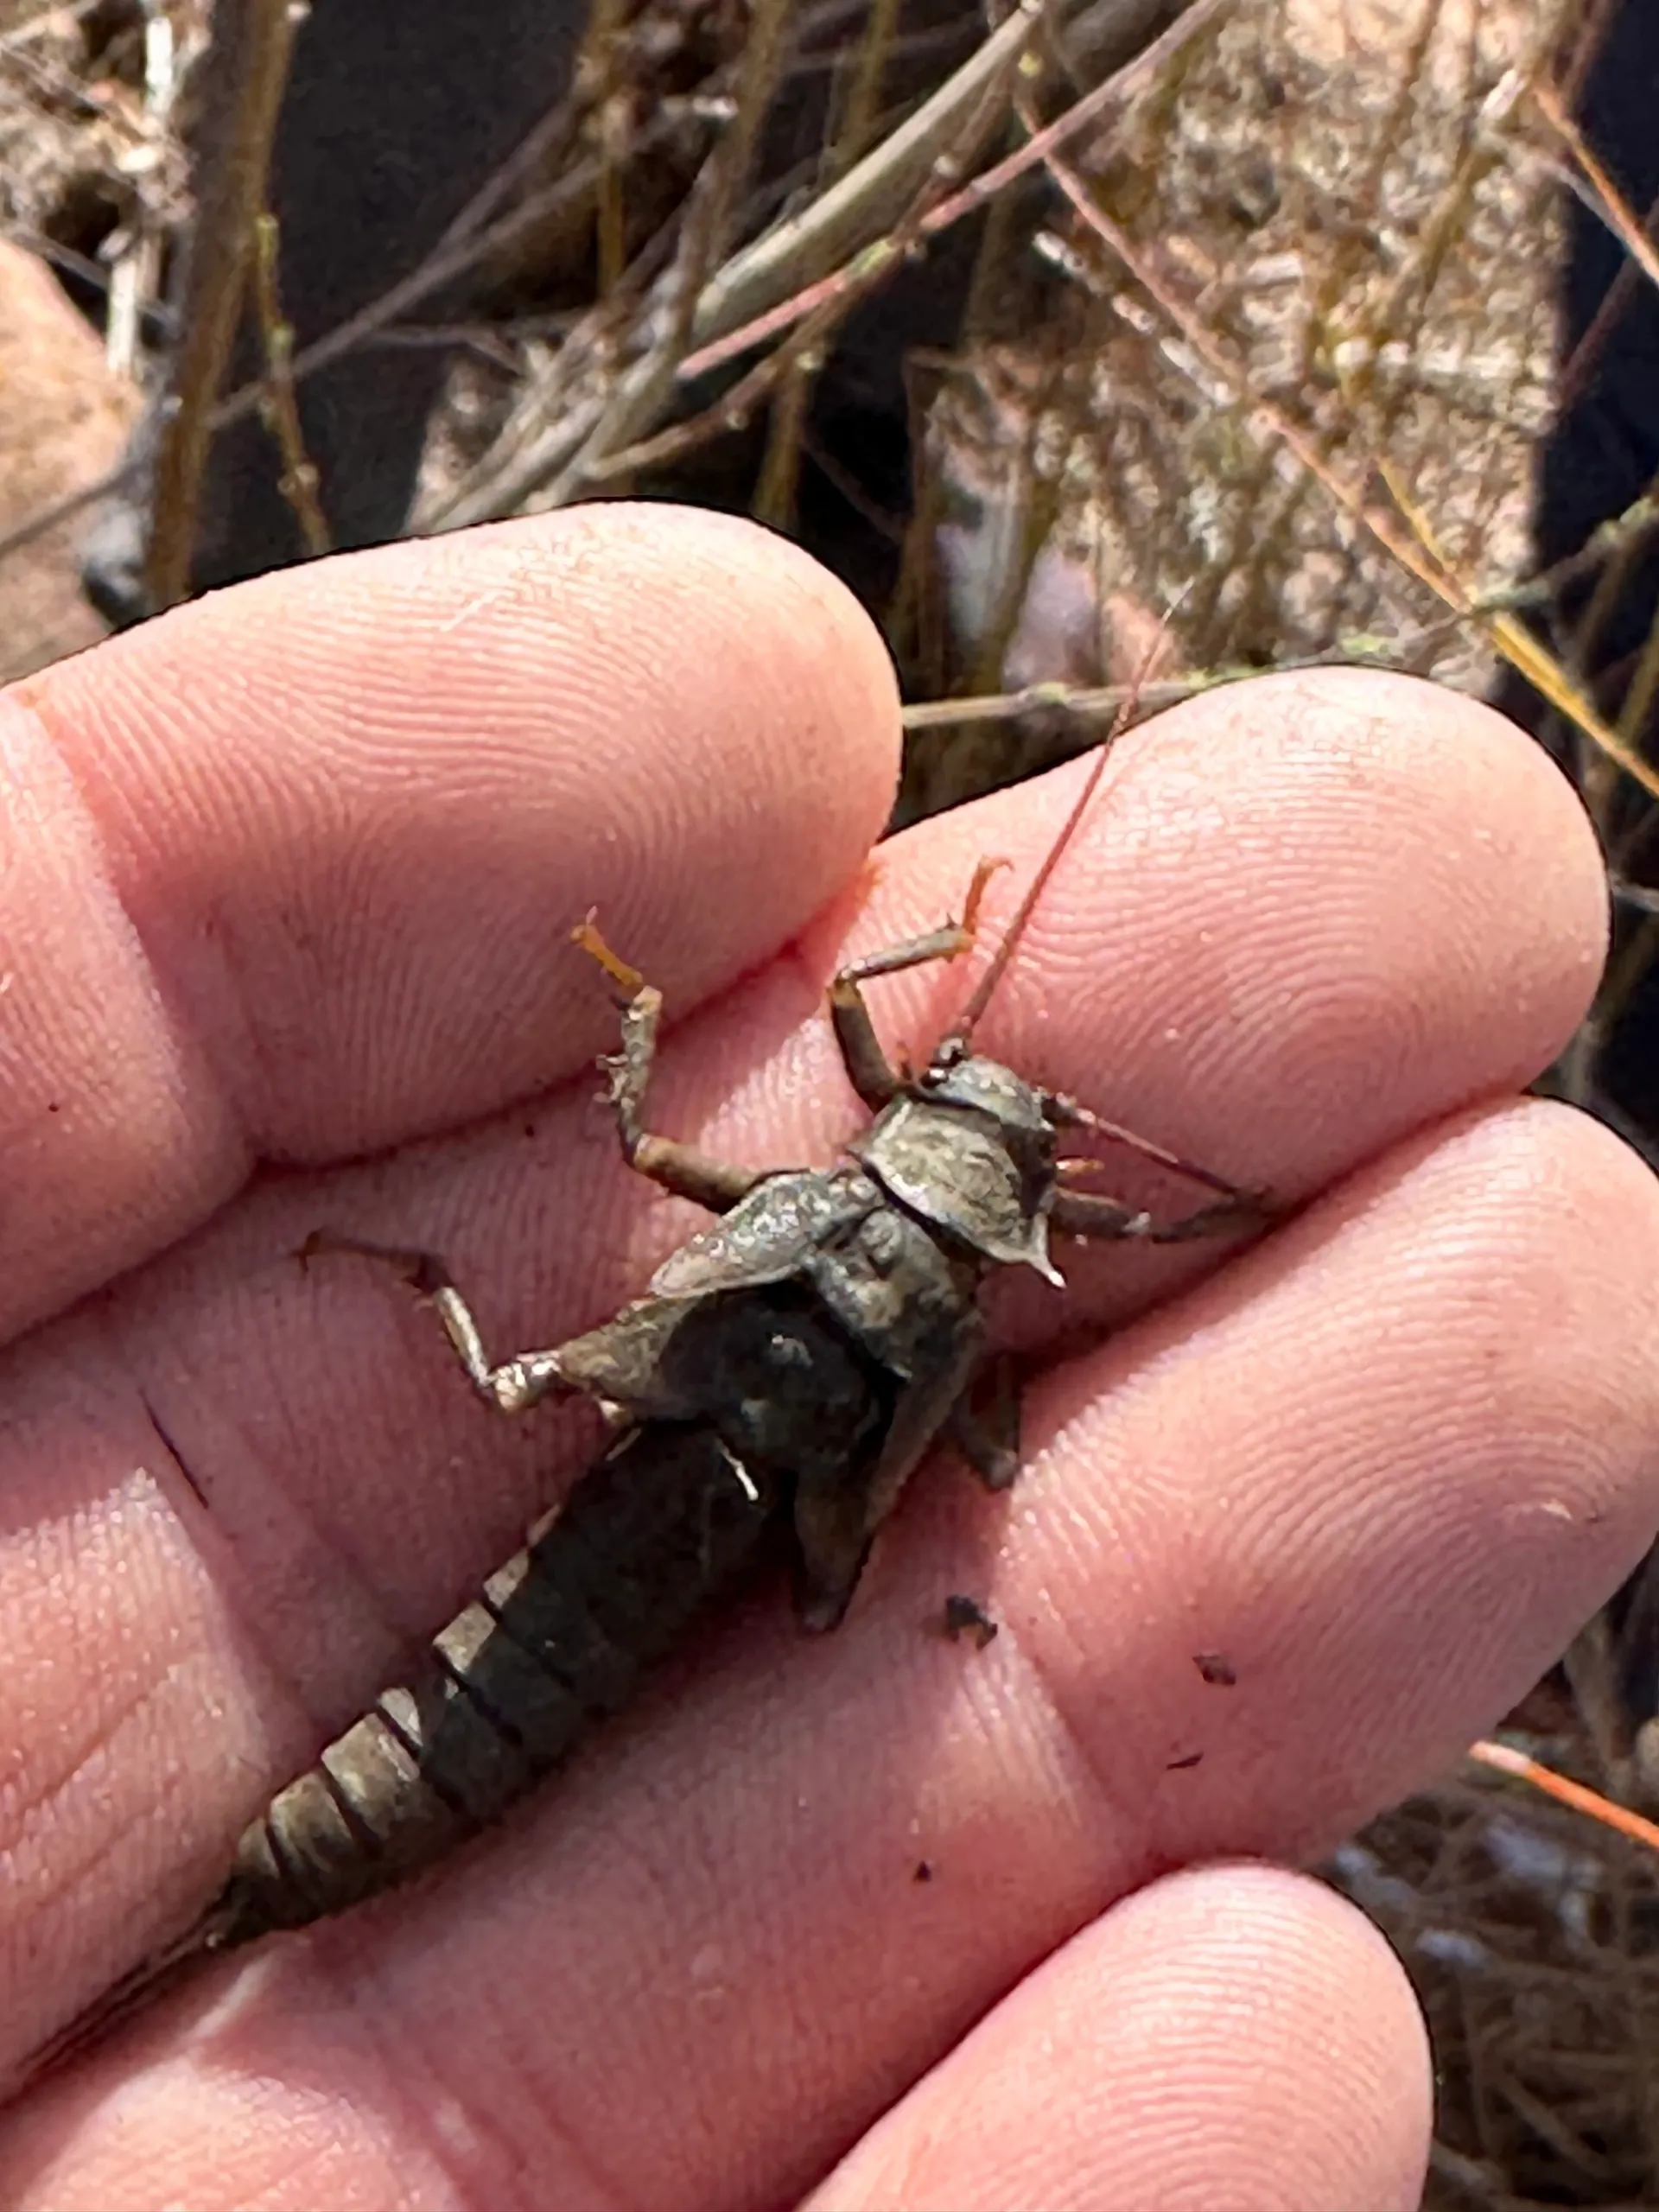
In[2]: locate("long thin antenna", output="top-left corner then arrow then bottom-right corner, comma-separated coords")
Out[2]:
935,600 -> 1178,1058
935,738 -> 1117,1057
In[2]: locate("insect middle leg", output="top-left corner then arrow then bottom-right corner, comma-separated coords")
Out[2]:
571,913 -> 760,1214
828,858 -> 1007,1109
298,1234 -> 578,1416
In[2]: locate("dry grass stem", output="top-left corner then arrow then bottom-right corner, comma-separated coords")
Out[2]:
142,0 -> 297,609
248,210 -> 328,557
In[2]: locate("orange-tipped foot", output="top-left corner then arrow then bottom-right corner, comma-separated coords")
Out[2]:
955,855 -> 1011,950
571,910 -> 645,999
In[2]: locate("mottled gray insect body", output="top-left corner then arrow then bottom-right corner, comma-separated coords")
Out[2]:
551,1275 -> 891,1496
217,1420 -> 777,1950
852,1081 -> 1064,1284
546,1122 -> 1006,1632
17,746 -> 1274,2096
649,1166 -> 870,1289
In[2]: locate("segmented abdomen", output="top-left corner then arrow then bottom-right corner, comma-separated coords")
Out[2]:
208,1422 -> 777,1948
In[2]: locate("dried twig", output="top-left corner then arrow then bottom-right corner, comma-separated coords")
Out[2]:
681,0 -> 1235,381
249,213 -> 330,558
689,0 -> 1046,354
897,637 -> 1471,733
1532,77 -> 1659,297
143,0 -> 299,611
1041,141 -> 1659,805
104,0 -> 181,382
581,157 -> 956,488
1469,1739 -> 1659,1857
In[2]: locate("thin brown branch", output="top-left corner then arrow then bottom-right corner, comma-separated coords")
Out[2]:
687,0 -> 1047,356
582,155 -> 953,487
824,0 -> 903,179
681,0 -> 1235,382
898,637 -> 1472,734
143,0 -> 299,611
249,213 -> 330,558
1532,78 -> 1659,296
1555,188 -> 1659,421
1042,144 -> 1659,805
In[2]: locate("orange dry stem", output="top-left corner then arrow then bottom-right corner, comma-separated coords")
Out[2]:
1468,1738 -> 1659,1855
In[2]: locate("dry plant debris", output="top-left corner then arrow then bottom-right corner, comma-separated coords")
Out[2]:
898,0 -> 1570,812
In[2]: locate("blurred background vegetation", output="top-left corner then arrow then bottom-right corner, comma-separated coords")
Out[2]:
3,0 -> 1659,2199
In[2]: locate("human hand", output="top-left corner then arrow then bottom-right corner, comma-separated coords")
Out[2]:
1,507 -> 1655,2210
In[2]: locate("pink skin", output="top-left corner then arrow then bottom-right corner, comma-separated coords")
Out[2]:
0,504 -> 1652,2211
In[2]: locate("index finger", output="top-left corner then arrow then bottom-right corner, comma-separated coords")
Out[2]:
0,506 -> 900,1342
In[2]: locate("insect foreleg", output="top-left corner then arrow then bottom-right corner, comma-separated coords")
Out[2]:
299,1233 -> 576,1414
1045,1091 -> 1268,1205
829,857 -> 1009,1109
572,913 -> 759,1214
1050,1185 -> 1269,1244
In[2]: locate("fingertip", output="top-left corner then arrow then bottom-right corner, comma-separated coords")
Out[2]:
1211,664 -> 1611,1001
32,507 -> 905,1021
0,509 -> 901,1337
815,667 -> 1609,1201
817,1862 -> 1431,2212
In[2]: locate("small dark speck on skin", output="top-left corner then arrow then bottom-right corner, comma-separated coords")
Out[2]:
46,1101 -> 60,1115
913,1860 -> 934,1884
1194,1652 -> 1236,1687
1166,1751 -> 1203,1771
524,1122 -> 537,1141
938,1594 -> 998,1649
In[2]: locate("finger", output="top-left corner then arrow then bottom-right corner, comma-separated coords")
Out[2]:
7,1100 -> 1650,2211
0,672 -> 1609,2063
810,1863 -> 1431,2212
0,505 -> 899,1338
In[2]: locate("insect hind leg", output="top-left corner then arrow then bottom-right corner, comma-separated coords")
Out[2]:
572,914 -> 759,1214
828,858 -> 1008,1109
